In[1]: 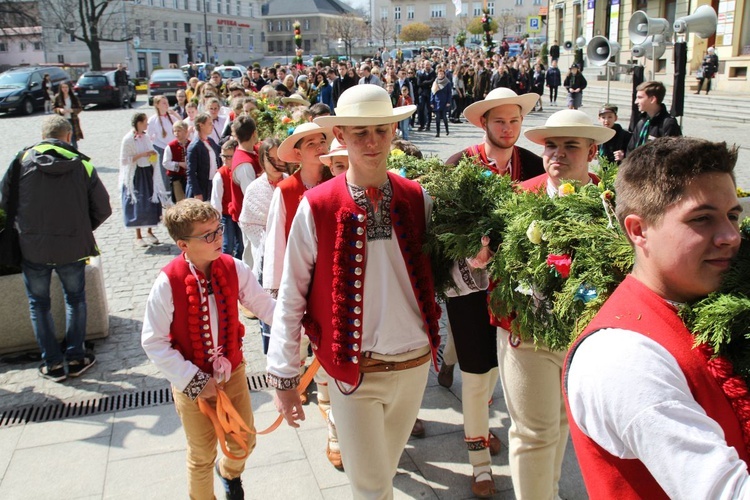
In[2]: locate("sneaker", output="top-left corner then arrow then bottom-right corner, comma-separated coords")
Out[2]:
39,363 -> 66,382
143,234 -> 160,245
215,461 -> 244,500
67,354 -> 96,378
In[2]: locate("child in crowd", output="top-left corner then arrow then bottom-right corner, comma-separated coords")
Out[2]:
141,198 -> 275,500
397,85 -> 414,141
210,139 -> 244,259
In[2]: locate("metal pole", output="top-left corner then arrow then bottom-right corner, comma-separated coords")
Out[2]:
203,0 -> 209,63
606,62 -> 611,102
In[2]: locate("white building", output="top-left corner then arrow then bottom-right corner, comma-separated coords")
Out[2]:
0,27 -> 45,68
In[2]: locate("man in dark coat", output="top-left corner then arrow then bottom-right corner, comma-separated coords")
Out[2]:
417,60 -> 436,131
626,81 -> 682,155
332,61 -> 357,109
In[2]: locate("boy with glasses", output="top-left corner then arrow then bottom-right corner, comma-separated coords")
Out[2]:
142,198 -> 275,500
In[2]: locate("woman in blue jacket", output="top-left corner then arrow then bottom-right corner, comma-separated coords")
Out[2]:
186,112 -> 222,200
430,68 -> 453,138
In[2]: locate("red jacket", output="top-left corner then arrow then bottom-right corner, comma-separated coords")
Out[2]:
302,173 -> 442,385
163,254 -> 245,375
564,275 -> 750,499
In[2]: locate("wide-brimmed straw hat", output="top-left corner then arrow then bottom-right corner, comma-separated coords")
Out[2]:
319,138 -> 348,166
524,109 -> 616,145
314,85 -> 415,127
277,122 -> 333,162
463,88 -> 539,128
281,93 -> 310,107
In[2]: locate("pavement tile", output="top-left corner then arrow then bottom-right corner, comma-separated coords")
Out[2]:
243,456 -> 324,500
103,449 -> 188,500
108,404 -> 184,461
0,425 -> 23,482
16,413 -> 113,449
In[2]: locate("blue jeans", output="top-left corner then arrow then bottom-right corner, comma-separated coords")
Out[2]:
22,259 -> 87,366
399,118 -> 410,141
221,214 -> 244,259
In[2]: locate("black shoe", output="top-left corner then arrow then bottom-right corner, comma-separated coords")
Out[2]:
216,461 -> 244,500
435,133 -> 440,137
67,354 -> 96,377
446,130 -> 449,136
417,127 -> 424,131
39,362 -> 66,382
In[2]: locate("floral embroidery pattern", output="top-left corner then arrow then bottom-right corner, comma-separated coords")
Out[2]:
350,180 -> 393,241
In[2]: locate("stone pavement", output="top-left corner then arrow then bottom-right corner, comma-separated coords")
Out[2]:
0,83 -> 747,498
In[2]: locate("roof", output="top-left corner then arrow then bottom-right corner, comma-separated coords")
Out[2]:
0,26 -> 42,37
261,0 -> 357,17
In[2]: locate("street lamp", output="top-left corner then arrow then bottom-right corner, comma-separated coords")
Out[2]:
203,0 -> 209,63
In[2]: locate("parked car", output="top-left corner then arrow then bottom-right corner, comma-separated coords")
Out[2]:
389,48 -> 417,61
213,65 -> 247,82
74,71 -> 136,108
147,69 -> 187,105
0,66 -> 69,115
181,62 -> 214,78
527,36 -> 547,52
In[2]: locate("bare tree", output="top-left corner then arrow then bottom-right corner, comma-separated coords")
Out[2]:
496,10 -> 519,38
371,17 -> 394,48
0,1 -> 39,29
327,13 -> 367,61
41,0 -> 133,70
429,18 -> 453,46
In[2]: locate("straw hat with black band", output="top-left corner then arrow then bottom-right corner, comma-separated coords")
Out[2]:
314,85 -> 415,127
277,122 -> 333,163
524,109 -> 616,145
463,87 -> 540,128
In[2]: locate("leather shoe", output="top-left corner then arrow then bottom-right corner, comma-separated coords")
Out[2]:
489,432 -> 501,456
326,443 -> 344,470
471,473 -> 497,498
437,363 -> 454,388
411,418 -> 426,438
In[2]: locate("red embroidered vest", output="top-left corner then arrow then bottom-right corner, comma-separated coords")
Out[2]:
303,173 -> 442,385
217,166 -> 233,216
229,148 -> 261,222
563,275 -> 750,499
163,254 -> 245,375
167,139 -> 187,178
278,170 -> 308,240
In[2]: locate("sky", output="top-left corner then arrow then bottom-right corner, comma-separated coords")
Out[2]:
340,0 -> 369,13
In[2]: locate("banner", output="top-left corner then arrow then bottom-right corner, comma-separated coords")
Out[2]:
452,0 -> 462,16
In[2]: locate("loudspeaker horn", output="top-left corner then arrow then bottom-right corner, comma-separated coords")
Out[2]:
673,5 -> 718,39
587,36 -> 620,66
576,36 -> 587,48
632,35 -> 667,60
564,40 -> 573,51
628,10 -> 672,45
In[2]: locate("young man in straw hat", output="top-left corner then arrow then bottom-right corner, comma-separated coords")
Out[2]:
563,137 -> 749,498
266,85 -> 442,498
319,138 -> 349,177
441,87 -> 545,498
494,110 -> 613,500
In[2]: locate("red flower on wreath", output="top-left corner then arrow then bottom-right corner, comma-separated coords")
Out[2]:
546,253 -> 572,278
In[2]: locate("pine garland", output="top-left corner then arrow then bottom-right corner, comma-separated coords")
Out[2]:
681,219 -> 750,384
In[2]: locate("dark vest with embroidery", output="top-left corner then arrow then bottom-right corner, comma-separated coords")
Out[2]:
563,275 -> 750,499
302,173 -> 442,385
163,254 -> 245,375
278,170 -> 308,240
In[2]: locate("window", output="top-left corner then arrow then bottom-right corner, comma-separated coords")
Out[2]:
185,0 -> 190,8
533,0 -> 542,4
394,6 -> 401,20
515,0 -> 523,5
217,0 -> 221,14
196,29 -> 203,45
277,21 -> 282,31
285,40 -> 292,52
0,42 -> 6,52
396,24 -> 402,34
185,23 -> 191,33
207,28 -> 212,45
225,0 -> 230,15
473,2 -> 482,16
205,0 -> 210,12
268,41 -> 274,52
163,22 -> 169,42
237,0 -> 242,16
173,22 -> 178,42
276,40 -> 282,52
247,33 -> 253,51
381,6 -> 388,19
248,2 -> 253,17
304,39 -> 310,51
217,26 -> 223,46
226,27 -> 232,46
407,6 -> 414,19
34,41 -> 42,51
68,22 -> 76,42
160,0 -> 166,6
430,4 -> 446,18
239,30 -> 244,48
487,2 -> 494,14
286,21 -> 291,31
150,21 -> 156,41
135,20 -> 142,37
56,24 -> 63,43
152,53 -> 160,68
304,19 -> 310,30
19,42 -> 26,51
260,31 -> 265,42
268,22 -> 273,32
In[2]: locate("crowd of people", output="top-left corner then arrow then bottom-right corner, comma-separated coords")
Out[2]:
4,42 -> 746,500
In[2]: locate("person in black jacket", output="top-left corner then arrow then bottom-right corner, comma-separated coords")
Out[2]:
114,63 -> 131,109
626,81 -> 682,155
696,47 -> 719,95
0,115 -> 111,382
545,60 -> 562,105
186,113 -> 222,200
597,104 -> 632,164
563,64 -> 587,109
417,61 -> 436,131
331,61 -> 357,109
549,40 -> 560,63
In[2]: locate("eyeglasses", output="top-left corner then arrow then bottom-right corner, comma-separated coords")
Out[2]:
182,223 -> 225,244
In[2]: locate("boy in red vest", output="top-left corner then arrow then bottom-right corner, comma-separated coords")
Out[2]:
229,115 -> 261,267
564,137 -> 750,498
141,198 -> 275,499
267,85 -> 442,497
210,139 -> 243,258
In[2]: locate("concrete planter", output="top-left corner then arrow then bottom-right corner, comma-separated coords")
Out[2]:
0,256 -> 109,355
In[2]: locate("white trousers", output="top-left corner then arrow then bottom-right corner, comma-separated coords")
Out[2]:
498,329 -> 569,500
329,346 -> 430,500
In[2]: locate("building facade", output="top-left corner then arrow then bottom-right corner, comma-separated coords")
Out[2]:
40,0 -> 264,77
0,27 -> 45,68
547,0 -> 749,93
261,0 -> 362,60
370,0 -> 543,46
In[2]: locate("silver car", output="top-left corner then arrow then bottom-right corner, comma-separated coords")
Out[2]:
147,69 -> 187,105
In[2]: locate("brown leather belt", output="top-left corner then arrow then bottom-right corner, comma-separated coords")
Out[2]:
358,351 -> 432,373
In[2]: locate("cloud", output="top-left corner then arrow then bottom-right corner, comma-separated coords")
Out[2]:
340,0 -> 369,11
